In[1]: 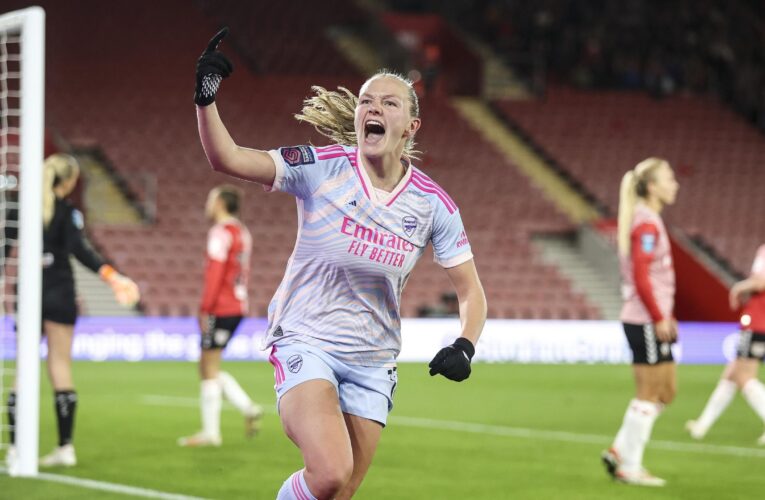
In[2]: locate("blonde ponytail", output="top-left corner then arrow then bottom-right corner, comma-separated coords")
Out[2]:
617,171 -> 639,257
617,157 -> 669,256
295,70 -> 421,160
295,85 -> 358,148
43,154 -> 79,228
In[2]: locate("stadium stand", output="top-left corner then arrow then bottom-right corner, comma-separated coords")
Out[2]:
495,87 -> 765,276
0,0 -> 601,319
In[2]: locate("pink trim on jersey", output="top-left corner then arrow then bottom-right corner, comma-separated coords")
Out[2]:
351,150 -> 372,200
411,171 -> 457,210
293,472 -> 309,500
269,346 -> 285,385
317,152 -> 350,161
385,166 -> 413,206
314,144 -> 344,155
385,177 -> 412,206
410,172 -> 457,213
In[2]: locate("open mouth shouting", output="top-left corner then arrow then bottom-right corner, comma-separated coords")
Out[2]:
364,119 -> 386,145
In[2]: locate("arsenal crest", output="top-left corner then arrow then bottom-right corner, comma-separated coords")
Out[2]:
402,215 -> 417,237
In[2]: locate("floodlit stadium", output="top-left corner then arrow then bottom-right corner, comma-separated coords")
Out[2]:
0,1 -> 764,498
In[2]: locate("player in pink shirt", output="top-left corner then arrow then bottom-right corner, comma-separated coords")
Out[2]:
686,244 -> 765,444
602,158 -> 679,487
194,29 -> 486,500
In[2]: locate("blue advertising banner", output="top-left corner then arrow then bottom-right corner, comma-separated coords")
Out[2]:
0,318 -> 746,364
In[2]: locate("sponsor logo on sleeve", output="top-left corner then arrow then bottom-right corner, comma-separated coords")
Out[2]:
456,230 -> 469,248
640,233 -> 656,253
281,146 -> 316,167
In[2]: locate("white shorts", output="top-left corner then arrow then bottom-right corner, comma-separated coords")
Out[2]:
268,342 -> 398,426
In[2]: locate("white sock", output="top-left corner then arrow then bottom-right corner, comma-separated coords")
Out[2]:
201,379 -> 222,439
276,469 -> 317,500
218,371 -> 256,415
742,379 -> 765,423
613,399 -> 661,472
695,379 -> 737,433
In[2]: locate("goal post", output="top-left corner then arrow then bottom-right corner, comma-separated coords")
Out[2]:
0,5 -> 45,478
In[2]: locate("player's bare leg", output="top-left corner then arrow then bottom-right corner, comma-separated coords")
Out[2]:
277,380 -> 353,500
335,413 -> 383,500
40,321 -> 77,467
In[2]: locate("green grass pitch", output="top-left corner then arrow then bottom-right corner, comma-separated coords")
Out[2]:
1,361 -> 764,499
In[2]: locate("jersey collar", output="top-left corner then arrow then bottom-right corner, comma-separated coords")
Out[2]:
354,149 -> 413,207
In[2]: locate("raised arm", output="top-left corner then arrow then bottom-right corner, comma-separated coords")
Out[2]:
196,104 -> 276,185
194,28 -> 276,186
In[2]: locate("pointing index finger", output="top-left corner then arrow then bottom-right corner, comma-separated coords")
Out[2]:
206,27 -> 229,52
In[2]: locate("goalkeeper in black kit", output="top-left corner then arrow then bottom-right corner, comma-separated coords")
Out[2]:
4,154 -> 140,469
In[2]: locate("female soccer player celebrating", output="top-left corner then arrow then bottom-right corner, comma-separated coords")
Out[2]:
5,154 -> 139,468
602,158 -> 679,487
194,29 -> 486,499
686,244 -> 765,443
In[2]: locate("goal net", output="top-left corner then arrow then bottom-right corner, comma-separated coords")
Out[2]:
0,6 -> 45,478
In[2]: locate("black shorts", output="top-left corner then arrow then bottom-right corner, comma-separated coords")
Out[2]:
736,331 -> 765,361
201,315 -> 243,350
623,323 -> 675,365
42,282 -> 77,326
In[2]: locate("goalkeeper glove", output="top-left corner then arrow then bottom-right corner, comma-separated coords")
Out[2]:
194,27 -> 233,107
99,265 -> 140,307
428,337 -> 475,382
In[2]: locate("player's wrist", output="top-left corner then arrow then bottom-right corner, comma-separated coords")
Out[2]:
98,264 -> 117,283
453,337 -> 475,360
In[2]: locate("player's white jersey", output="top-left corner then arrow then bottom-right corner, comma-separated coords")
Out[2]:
263,144 -> 473,366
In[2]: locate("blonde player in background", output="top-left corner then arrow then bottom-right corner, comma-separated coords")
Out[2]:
178,185 -> 263,447
194,29 -> 486,500
5,154 -> 139,469
602,158 -> 679,487
686,244 -> 765,443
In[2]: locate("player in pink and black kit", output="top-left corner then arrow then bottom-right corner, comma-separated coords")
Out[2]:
602,158 -> 679,487
178,185 -> 263,447
194,29 -> 486,500
686,244 -> 765,444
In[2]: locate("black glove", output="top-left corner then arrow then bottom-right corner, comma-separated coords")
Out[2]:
428,337 -> 475,382
194,27 -> 233,107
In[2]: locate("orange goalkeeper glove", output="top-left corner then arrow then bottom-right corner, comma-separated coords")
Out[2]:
99,265 -> 140,307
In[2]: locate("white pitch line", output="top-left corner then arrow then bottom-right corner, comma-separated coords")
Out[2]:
0,465 -> 209,500
140,394 -> 765,459
389,415 -> 765,459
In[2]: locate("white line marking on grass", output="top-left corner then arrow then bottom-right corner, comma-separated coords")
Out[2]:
0,466 -> 209,500
389,416 -> 765,459
140,394 -> 765,459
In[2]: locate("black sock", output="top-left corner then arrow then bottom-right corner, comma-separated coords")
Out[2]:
7,391 -> 15,445
54,390 -> 77,447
